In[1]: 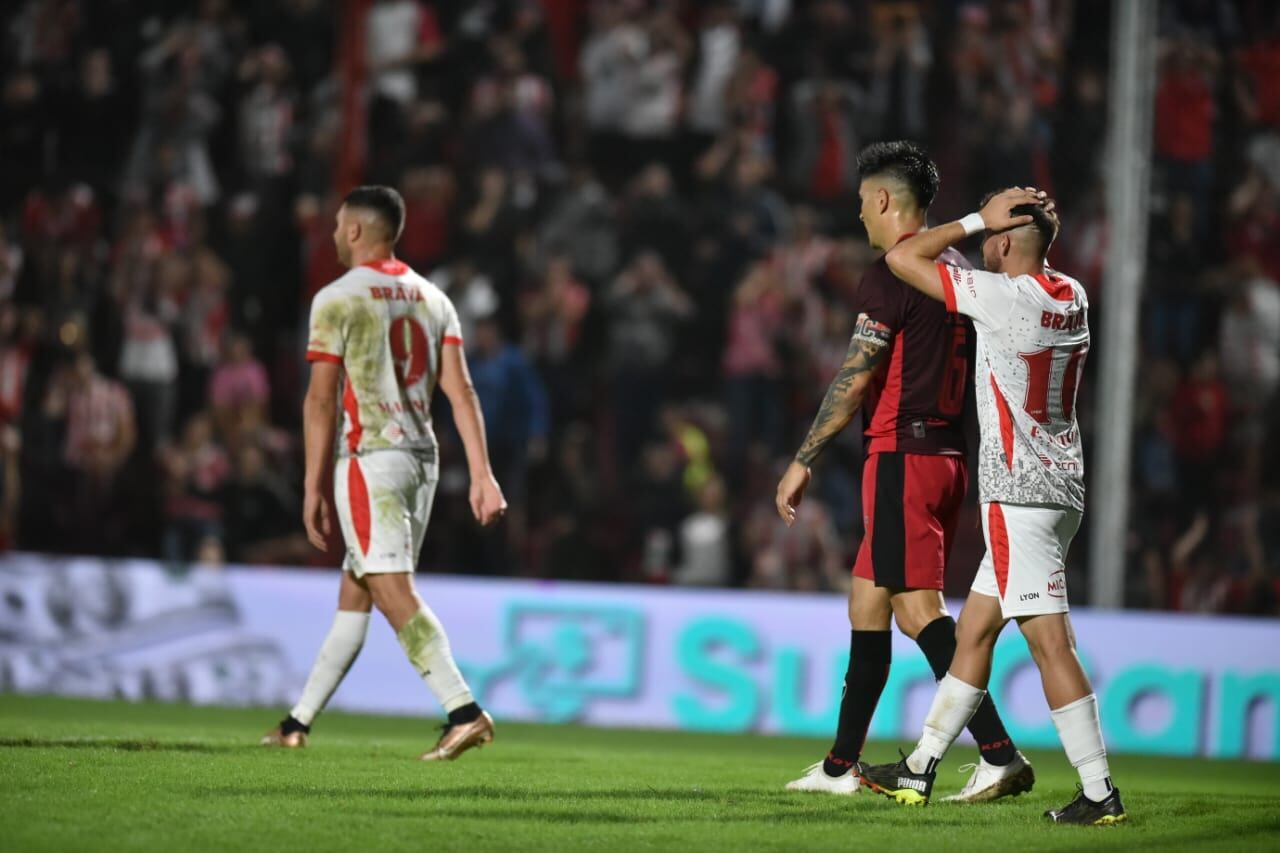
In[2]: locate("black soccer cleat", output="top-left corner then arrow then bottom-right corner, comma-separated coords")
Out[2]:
1045,785 -> 1127,826
859,752 -> 936,806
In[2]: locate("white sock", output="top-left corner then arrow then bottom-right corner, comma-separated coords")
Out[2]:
290,610 -> 370,726
1051,693 -> 1114,802
907,674 -> 986,774
396,604 -> 475,712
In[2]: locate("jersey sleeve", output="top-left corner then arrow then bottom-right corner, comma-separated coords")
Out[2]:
306,286 -> 346,364
851,263 -> 906,345
442,296 -> 463,346
937,264 -> 1017,331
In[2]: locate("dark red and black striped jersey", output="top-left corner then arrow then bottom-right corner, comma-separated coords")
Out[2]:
852,243 -> 973,456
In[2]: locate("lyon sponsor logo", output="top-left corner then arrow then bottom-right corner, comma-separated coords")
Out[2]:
1047,569 -> 1066,598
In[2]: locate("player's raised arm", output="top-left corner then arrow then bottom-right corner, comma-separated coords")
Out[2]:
302,360 -> 341,550
438,341 -> 508,527
775,322 -> 889,526
885,187 -> 1046,300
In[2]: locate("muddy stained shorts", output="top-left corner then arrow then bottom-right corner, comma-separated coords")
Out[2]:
333,449 -> 438,577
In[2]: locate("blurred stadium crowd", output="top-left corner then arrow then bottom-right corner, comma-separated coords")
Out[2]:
1,0 -> 1277,614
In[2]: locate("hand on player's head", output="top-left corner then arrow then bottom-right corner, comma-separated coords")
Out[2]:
979,187 -> 1049,233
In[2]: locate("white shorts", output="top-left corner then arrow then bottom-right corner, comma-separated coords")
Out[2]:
333,450 -> 438,577
971,502 -> 1082,618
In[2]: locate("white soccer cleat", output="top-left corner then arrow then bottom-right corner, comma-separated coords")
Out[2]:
941,751 -> 1035,803
785,761 -> 862,795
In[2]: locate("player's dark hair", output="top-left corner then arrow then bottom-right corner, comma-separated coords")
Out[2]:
979,187 -> 1060,258
856,141 -> 940,210
343,185 -> 405,242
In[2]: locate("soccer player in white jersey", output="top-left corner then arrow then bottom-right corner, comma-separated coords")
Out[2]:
261,186 -> 507,761
857,187 -> 1126,825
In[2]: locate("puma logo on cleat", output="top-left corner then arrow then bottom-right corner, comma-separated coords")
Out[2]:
897,778 -> 927,792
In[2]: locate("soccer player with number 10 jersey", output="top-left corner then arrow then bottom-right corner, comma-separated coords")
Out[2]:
858,187 -> 1126,826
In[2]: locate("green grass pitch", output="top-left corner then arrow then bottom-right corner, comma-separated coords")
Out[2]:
2,695 -> 1278,851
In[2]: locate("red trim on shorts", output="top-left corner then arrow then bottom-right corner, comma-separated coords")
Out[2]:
306,351 -> 342,364
990,374 -> 1015,470
852,452 -> 880,578
347,458 -> 371,556
343,381 -> 362,454
442,335 -> 463,346
361,258 -> 409,276
988,502 -> 1010,598
938,263 -> 957,313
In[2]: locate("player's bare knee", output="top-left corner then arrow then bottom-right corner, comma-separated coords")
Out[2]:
891,606 -> 929,639
337,573 -> 374,612
848,582 -> 893,630
955,593 -> 1004,649
891,590 -> 946,639
956,621 -> 998,658
1020,618 -> 1074,665
365,575 -> 413,617
849,602 -> 893,631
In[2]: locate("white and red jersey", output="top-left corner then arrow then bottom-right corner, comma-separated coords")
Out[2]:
938,263 -> 1089,511
306,259 -> 462,459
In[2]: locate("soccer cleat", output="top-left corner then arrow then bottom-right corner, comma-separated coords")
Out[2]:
941,751 -> 1035,803
784,761 -> 862,795
260,727 -> 307,748
859,753 -> 935,806
420,711 -> 495,762
1045,785 -> 1127,825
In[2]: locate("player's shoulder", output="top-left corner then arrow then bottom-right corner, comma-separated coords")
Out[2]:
308,280 -> 349,318
864,252 -> 895,283
313,266 -> 370,301
316,261 -> 445,299
860,254 -> 904,299
938,246 -> 972,271
1012,268 -> 1089,309
406,267 -> 446,296
404,269 -> 456,314
1046,268 -> 1089,309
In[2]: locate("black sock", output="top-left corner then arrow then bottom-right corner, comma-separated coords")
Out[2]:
447,702 -> 483,725
915,616 -> 1017,767
824,630 -> 892,776
280,715 -> 310,735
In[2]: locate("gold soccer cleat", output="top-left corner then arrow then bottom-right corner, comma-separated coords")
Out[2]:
419,711 -> 495,762
260,727 -> 308,748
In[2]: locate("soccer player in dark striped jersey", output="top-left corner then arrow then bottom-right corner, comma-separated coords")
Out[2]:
778,142 -> 1032,801
859,188 -> 1125,825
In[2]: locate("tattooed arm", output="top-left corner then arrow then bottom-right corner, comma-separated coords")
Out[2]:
794,332 -> 888,465
775,316 -> 890,526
